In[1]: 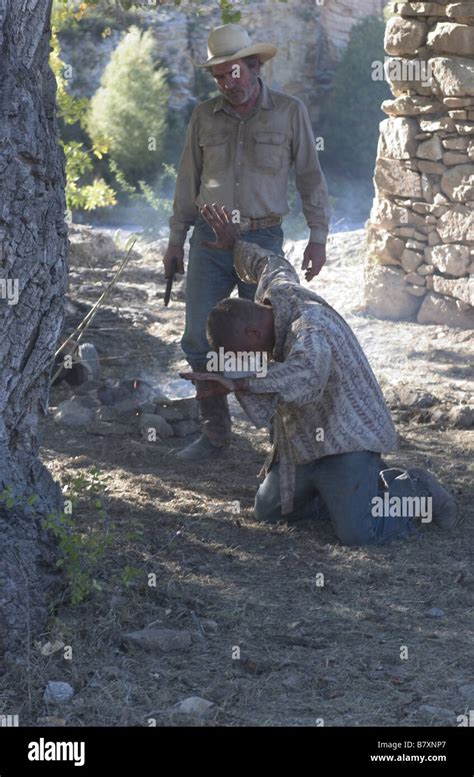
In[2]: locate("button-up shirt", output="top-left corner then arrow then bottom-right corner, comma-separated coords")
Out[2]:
169,77 -> 331,246
232,240 -> 399,515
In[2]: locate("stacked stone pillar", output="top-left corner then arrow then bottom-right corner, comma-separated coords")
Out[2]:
365,2 -> 474,328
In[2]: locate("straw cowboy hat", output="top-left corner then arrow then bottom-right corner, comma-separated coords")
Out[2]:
196,23 -> 277,68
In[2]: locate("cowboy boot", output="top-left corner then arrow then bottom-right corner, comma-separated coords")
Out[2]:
176,384 -> 232,461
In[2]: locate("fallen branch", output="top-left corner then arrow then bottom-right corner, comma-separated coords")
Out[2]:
50,239 -> 136,386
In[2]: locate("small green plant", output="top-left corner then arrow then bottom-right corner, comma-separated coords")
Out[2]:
0,468 -> 141,606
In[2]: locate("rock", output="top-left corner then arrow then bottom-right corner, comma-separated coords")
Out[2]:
379,117 -> 418,159
68,226 -> 118,267
171,420 -> 200,438
95,406 -> 117,422
139,413 -> 174,439
385,56 -> 434,97
431,56 -> 474,97
437,206 -> 474,242
417,292 -> 474,328
417,135 -> 443,161
374,158 -> 422,197
405,272 -> 425,286
53,397 -> 96,427
370,198 -> 425,229
401,249 -> 423,272
442,136 -> 470,150
426,607 -> 446,618
440,164 -> 474,203
432,275 -> 473,305
43,681 -> 74,704
426,244 -> 470,275
367,227 -> 404,265
417,160 -> 446,175
382,95 -> 442,117
448,405 -> 474,428
153,405 -> 184,422
174,696 -> 214,717
123,628 -> 192,652
385,16 -> 427,56
443,152 -> 469,165
427,22 -> 474,57
418,264 -> 435,275
397,387 -> 436,408
364,264 -> 423,321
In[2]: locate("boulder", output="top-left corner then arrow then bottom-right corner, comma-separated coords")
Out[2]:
139,413 -> 174,439
440,164 -> 474,202
401,249 -> 424,272
425,244 -> 470,276
54,397 -> 97,427
366,226 -> 404,265
43,681 -> 74,704
437,206 -> 474,241
431,275 -> 473,305
364,264 -> 423,321
417,135 -> 443,161
446,3 -> 474,21
385,16 -> 427,56
417,292 -> 474,328
374,158 -> 422,197
431,56 -> 474,97
427,23 -> 474,57
378,117 -> 419,159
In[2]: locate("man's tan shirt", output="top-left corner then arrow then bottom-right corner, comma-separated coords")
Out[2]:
169,77 -> 331,246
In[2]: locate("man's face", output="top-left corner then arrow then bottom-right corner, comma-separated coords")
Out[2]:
211,58 -> 259,106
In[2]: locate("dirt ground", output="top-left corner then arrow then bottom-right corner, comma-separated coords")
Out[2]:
5,228 -> 473,727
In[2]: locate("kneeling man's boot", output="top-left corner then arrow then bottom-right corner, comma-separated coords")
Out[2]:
407,468 -> 459,531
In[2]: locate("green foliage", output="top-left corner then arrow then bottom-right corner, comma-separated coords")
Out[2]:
1,468 -> 140,606
51,3 -> 117,212
87,25 -> 170,184
320,15 -> 390,179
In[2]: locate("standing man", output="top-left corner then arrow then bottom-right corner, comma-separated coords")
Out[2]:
163,23 -> 331,460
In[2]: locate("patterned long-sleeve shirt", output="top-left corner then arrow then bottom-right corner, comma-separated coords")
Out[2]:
233,240 -> 399,515
169,77 -> 331,247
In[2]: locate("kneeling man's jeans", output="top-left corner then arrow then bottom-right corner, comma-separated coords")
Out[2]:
254,451 -> 423,546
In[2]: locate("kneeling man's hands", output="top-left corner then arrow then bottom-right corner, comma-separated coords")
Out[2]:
180,371 -> 247,398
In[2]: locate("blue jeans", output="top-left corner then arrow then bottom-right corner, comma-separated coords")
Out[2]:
254,451 -> 423,546
182,215 -> 284,370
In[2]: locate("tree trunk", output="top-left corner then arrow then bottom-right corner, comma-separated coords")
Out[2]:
0,0 -> 68,661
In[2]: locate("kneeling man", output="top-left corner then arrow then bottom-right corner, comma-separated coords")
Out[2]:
181,204 -> 458,546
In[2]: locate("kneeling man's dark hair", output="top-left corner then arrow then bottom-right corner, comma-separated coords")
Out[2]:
207,297 -> 263,351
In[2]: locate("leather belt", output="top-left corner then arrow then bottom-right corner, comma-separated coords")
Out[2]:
238,215 -> 282,233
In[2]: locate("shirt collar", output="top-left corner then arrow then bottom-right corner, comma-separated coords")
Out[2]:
213,76 -> 274,115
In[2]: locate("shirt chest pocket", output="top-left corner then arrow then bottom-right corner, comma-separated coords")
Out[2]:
200,132 -> 229,176
253,131 -> 287,174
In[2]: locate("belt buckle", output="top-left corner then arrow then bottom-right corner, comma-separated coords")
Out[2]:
239,217 -> 251,234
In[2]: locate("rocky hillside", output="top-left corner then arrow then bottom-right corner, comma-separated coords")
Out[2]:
60,0 -> 391,122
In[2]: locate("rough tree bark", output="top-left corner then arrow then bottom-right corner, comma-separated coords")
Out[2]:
0,0 -> 68,661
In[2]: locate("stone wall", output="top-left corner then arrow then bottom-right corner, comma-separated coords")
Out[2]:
365,1 -> 474,329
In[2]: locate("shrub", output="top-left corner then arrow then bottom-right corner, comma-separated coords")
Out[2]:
87,25 -> 170,184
